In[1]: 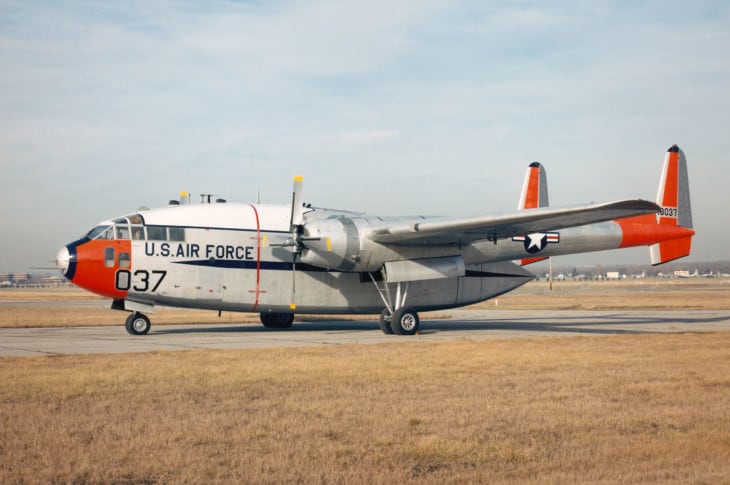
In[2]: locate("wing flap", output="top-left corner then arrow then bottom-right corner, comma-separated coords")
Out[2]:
368,199 -> 659,245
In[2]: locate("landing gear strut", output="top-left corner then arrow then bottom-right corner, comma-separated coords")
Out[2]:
379,308 -> 394,334
369,271 -> 420,335
125,312 -> 151,335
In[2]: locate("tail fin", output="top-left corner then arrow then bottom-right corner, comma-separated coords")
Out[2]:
518,162 -> 549,265
518,162 -> 549,210
649,145 -> 693,264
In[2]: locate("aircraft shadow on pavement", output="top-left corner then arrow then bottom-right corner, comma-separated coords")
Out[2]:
151,313 -> 729,337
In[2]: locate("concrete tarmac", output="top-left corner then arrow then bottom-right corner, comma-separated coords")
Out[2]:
2,309 -> 730,357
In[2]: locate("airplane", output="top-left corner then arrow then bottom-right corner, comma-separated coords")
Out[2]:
55,145 -> 694,336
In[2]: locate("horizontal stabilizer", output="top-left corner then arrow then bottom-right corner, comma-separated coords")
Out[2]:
650,237 -> 692,265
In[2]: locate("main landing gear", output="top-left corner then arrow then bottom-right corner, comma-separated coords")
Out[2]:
125,312 -> 151,335
380,306 -> 420,335
369,272 -> 421,335
260,312 -> 294,329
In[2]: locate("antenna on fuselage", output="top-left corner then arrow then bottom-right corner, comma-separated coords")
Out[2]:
200,194 -> 218,204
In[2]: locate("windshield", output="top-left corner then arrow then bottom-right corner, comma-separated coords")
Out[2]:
86,225 -> 112,240
83,215 -> 185,242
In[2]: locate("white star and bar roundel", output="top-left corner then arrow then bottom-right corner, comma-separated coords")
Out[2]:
512,232 -> 560,253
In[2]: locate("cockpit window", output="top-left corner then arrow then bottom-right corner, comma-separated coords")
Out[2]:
86,221 -> 186,241
128,214 -> 144,225
131,226 -> 144,240
116,225 -> 130,240
86,225 -> 115,240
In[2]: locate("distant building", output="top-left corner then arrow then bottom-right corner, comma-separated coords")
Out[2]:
39,276 -> 67,286
10,273 -> 30,284
0,272 -> 32,286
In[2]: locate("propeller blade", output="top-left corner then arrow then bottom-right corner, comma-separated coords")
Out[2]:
292,253 -> 297,295
290,175 -> 304,228
287,176 -> 305,310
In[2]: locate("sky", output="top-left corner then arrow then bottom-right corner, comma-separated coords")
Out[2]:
1,1 -> 729,273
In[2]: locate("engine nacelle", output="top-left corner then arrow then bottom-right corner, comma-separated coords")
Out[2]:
298,216 -> 362,271
298,213 -> 459,273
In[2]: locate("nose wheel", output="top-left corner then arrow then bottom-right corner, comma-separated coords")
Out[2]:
125,312 -> 151,335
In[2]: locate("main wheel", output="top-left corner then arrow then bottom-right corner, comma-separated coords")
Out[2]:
379,309 -> 394,334
260,312 -> 294,329
125,312 -> 151,335
389,307 -> 420,336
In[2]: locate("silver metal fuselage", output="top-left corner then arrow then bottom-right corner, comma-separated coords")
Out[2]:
117,202 -> 624,314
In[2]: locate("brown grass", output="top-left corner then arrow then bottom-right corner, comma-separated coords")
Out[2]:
2,333 -> 730,483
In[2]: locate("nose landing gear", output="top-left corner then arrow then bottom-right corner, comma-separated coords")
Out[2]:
125,312 -> 151,335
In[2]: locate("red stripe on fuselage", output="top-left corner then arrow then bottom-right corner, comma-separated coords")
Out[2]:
249,204 -> 262,311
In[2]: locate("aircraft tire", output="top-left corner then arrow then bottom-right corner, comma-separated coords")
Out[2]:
260,312 -> 294,329
125,312 -> 151,336
379,309 -> 394,334
390,307 -> 419,336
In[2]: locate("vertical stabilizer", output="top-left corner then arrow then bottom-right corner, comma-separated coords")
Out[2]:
518,162 -> 549,210
518,162 -> 549,265
650,145 -> 693,264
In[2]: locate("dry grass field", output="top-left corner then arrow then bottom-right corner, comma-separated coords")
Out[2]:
2,280 -> 730,483
2,333 -> 730,483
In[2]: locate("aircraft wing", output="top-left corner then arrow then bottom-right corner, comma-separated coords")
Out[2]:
367,199 -> 659,245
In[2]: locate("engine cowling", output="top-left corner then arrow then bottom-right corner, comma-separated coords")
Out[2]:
298,216 -> 362,271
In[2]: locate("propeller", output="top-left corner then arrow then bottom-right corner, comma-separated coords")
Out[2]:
289,176 -> 304,306
272,176 -> 319,310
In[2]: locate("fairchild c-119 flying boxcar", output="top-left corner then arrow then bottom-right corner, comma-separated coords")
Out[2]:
56,145 -> 694,336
